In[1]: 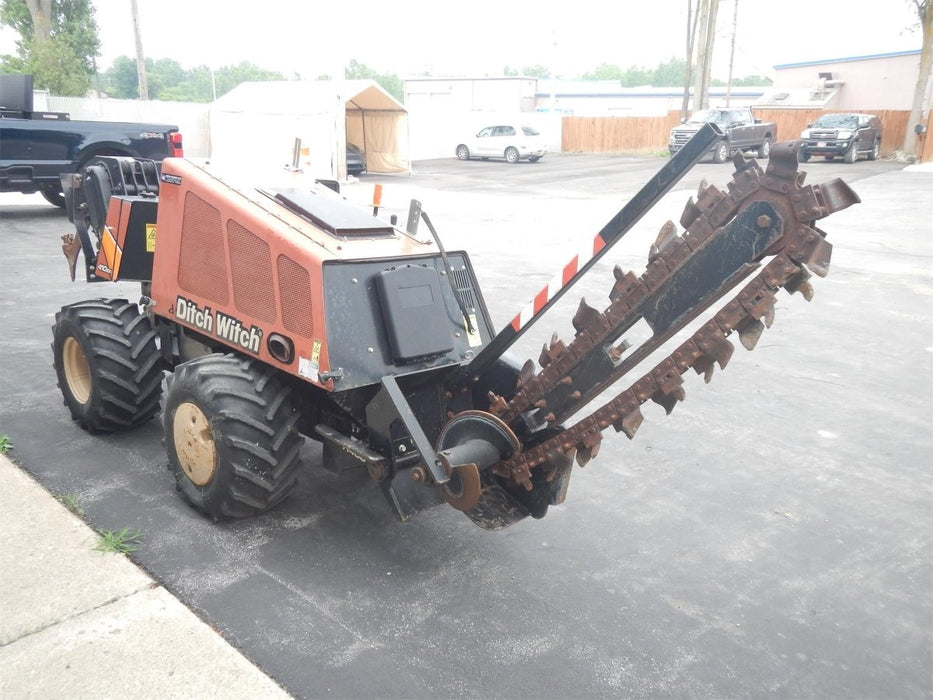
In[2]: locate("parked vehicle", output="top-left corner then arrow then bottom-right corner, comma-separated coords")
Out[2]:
669,107 -> 777,163
798,113 -> 882,163
346,142 -> 366,175
456,124 -> 547,163
0,74 -> 182,207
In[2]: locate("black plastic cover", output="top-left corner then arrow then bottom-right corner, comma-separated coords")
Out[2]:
375,264 -> 454,363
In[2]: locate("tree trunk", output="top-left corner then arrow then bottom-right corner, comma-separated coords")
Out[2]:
694,0 -> 719,110
131,0 -> 149,100
903,1 -> 933,156
25,0 -> 52,42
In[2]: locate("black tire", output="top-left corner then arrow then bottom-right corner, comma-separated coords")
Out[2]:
164,354 -> 303,519
52,299 -> 164,432
528,155 -> 541,163
456,144 -> 470,160
505,147 -> 520,163
757,137 -> 772,159
712,140 -> 730,164
868,138 -> 880,161
798,148 -> 811,163
844,142 -> 858,164
40,187 -> 66,209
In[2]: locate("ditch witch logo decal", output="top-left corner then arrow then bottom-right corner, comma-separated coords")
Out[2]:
172,296 -> 263,355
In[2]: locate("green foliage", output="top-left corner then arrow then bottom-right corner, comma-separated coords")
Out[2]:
57,493 -> 84,517
94,526 -> 143,554
345,59 -> 403,102
99,57 -> 286,101
0,0 -> 99,92
0,435 -> 12,453
582,57 -> 770,88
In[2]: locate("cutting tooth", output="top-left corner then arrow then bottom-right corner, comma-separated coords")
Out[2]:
762,304 -> 775,329
649,220 -> 678,263
613,407 -> 643,439
572,297 -> 602,335
651,385 -> 685,415
609,266 -> 637,301
738,319 -> 766,350
680,196 -> 701,229
575,441 -> 601,467
539,343 -> 552,367
693,357 -> 716,384
697,332 -> 734,370
487,391 -> 508,414
517,359 -> 536,389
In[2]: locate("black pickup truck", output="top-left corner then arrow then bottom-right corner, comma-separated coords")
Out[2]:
669,107 -> 777,164
0,75 -> 182,207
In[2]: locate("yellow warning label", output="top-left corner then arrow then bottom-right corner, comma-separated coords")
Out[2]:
465,314 -> 481,347
145,224 -> 157,252
311,340 -> 321,363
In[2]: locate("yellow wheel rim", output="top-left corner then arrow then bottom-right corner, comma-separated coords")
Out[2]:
62,336 -> 91,404
173,401 -> 217,486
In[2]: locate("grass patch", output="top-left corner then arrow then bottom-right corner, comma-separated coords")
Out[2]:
95,526 -> 143,554
57,493 -> 85,517
0,435 -> 13,454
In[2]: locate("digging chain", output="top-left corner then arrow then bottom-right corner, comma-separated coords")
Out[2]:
488,145 -> 858,491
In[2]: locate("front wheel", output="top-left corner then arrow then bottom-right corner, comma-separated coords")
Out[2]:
52,299 -> 164,432
505,147 -> 520,163
844,142 -> 858,164
164,354 -> 303,519
757,137 -> 772,159
712,140 -> 730,164
456,144 -> 470,160
41,187 -> 66,209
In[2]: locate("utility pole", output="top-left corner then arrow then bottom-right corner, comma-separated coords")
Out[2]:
693,0 -> 720,110
725,0 -> 738,106
131,0 -> 149,100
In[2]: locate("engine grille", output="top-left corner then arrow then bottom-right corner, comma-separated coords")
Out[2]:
277,255 -> 313,337
227,220 -> 276,323
178,192 -> 229,304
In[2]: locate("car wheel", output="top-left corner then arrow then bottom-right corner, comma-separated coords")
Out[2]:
798,148 -> 811,163
868,138 -> 880,161
844,142 -> 858,164
40,187 -> 67,209
456,144 -> 470,160
528,156 -> 541,163
505,147 -> 520,164
757,137 -> 772,159
712,140 -> 729,164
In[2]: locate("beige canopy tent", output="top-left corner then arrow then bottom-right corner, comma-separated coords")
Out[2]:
208,79 -> 410,180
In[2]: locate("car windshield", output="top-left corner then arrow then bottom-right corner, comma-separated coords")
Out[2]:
813,114 -> 858,128
521,126 -> 540,136
687,109 -> 729,124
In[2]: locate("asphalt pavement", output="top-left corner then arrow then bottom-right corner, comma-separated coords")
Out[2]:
0,153 -> 930,698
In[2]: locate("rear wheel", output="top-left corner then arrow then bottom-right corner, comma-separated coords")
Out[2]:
868,138 -> 880,161
52,299 -> 164,432
505,147 -> 520,163
528,155 -> 541,163
164,354 -> 303,519
456,144 -> 470,160
712,140 -> 730,164
757,137 -> 772,159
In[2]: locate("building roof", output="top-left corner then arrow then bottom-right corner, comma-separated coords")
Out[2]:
774,49 -> 921,70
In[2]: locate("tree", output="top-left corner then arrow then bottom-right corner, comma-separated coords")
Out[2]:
345,59 -> 403,102
582,63 -> 623,80
0,0 -> 99,95
903,0 -> 932,156
693,0 -> 720,110
681,0 -> 701,120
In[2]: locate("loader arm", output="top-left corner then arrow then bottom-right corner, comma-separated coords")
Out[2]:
437,141 -> 858,523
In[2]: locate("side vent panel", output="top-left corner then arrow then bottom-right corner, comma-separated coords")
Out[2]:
277,255 -> 313,337
178,192 -> 229,304
227,220 -> 276,323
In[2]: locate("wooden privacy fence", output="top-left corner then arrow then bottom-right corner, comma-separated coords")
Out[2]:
562,109 -> 924,158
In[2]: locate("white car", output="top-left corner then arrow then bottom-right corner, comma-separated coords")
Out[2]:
456,124 -> 547,163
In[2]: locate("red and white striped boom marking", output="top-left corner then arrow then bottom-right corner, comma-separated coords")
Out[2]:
510,234 -> 607,332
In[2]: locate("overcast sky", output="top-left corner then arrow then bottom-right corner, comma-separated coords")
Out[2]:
1,0 -> 924,81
